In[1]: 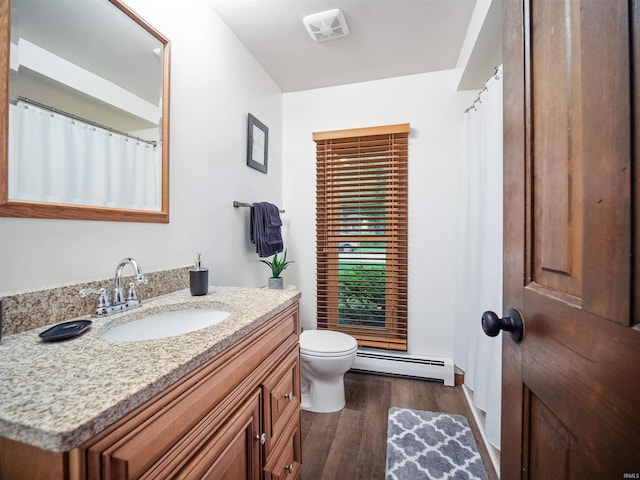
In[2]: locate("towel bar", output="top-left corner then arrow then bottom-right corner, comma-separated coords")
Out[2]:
233,201 -> 285,213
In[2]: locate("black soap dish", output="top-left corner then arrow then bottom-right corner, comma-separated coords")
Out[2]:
39,320 -> 93,342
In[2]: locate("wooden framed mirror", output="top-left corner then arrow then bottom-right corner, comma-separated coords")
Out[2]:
0,0 -> 170,222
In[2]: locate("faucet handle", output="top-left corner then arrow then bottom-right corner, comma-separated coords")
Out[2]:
122,274 -> 147,303
127,282 -> 140,301
79,287 -> 112,308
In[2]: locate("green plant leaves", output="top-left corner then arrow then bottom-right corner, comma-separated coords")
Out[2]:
258,250 -> 293,278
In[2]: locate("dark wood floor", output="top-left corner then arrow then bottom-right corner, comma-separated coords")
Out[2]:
300,372 -> 499,480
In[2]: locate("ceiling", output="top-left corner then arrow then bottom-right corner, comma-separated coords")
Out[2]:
207,0 -> 495,93
11,0 -> 164,130
14,0 -> 163,104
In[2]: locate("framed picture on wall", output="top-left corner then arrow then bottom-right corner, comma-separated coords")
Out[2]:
247,113 -> 269,173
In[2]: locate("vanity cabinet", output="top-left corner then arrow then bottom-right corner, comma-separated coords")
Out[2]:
0,302 -> 301,480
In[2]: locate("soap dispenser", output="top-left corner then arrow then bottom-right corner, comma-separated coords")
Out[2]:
190,253 -> 209,296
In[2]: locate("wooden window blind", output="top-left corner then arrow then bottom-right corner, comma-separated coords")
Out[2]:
313,123 -> 409,351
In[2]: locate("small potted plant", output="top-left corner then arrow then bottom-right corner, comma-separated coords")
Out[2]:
259,250 -> 293,289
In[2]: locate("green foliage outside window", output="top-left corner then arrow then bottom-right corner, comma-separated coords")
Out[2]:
338,263 -> 386,327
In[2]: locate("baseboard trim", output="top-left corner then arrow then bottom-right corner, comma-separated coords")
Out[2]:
461,384 -> 501,478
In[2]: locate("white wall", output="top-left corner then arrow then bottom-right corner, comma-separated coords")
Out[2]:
1,0 -> 482,362
0,0 -> 283,294
283,71 -> 476,358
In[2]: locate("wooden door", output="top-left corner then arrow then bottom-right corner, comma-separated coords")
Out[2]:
501,0 -> 640,478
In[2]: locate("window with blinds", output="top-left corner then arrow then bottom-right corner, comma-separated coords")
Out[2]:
313,123 -> 409,351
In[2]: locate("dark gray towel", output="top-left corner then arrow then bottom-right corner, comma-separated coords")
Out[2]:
250,202 -> 283,257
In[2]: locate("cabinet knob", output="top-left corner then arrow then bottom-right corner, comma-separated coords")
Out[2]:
283,392 -> 294,401
285,463 -> 294,474
255,432 -> 266,445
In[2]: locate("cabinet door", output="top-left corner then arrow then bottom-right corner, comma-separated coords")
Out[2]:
262,347 -> 300,457
147,389 -> 262,479
0,437 -> 67,479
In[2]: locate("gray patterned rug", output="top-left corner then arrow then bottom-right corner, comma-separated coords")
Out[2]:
386,408 -> 488,480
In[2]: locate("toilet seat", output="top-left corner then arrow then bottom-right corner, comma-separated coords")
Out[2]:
300,330 -> 358,357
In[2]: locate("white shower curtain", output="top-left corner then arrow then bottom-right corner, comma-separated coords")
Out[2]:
8,101 -> 161,211
454,65 -> 503,449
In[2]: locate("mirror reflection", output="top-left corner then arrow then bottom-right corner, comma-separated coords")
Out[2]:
1,0 -> 170,221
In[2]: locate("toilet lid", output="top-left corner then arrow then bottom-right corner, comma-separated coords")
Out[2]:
300,330 -> 358,356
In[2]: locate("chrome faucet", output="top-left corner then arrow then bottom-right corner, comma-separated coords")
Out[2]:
80,257 -> 148,317
113,257 -> 148,305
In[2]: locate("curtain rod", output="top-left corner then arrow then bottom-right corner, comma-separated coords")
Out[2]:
464,65 -> 501,114
10,96 -> 158,147
233,201 -> 285,213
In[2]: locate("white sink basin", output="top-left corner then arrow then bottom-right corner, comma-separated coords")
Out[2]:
100,309 -> 231,342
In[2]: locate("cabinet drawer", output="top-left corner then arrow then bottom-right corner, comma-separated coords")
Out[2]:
262,347 -> 300,457
263,420 -> 301,480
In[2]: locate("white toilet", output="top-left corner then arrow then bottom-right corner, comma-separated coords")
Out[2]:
299,329 -> 358,413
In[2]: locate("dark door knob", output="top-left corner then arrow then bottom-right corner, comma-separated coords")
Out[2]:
482,308 -> 525,343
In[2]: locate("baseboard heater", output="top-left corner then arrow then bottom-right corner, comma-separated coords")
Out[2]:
351,348 -> 454,386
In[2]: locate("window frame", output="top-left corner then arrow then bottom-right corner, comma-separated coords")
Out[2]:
313,123 -> 409,351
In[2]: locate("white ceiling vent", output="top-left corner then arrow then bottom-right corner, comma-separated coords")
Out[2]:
302,9 -> 349,42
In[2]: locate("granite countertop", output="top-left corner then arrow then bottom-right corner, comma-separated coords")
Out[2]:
0,286 -> 301,452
